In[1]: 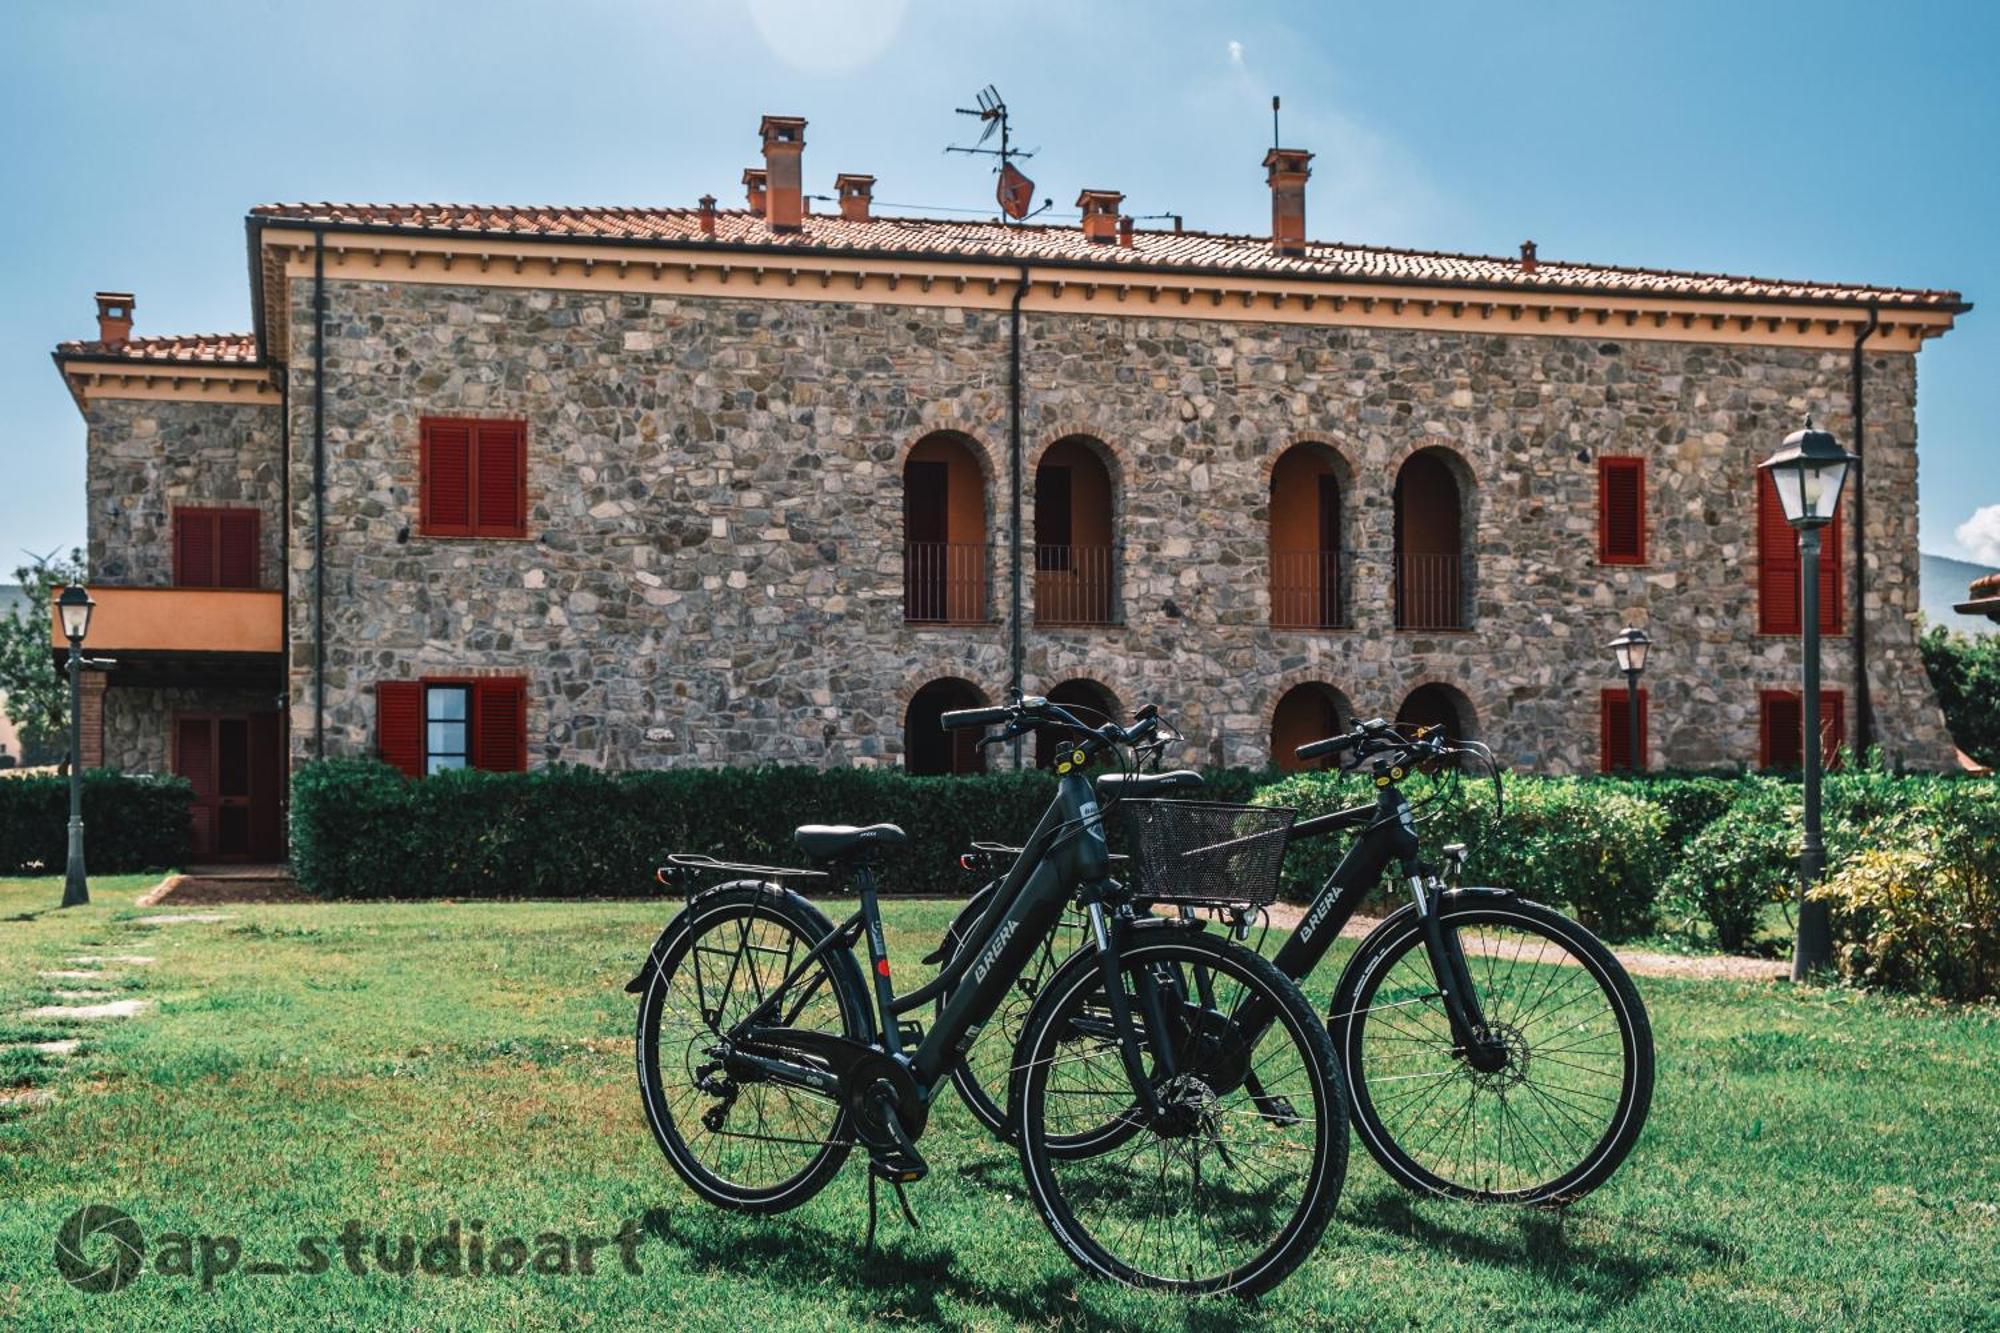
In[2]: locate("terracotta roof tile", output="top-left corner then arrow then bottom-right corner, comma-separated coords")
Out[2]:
249,202 -> 1965,310
55,333 -> 261,365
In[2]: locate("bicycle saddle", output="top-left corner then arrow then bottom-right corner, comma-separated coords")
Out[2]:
794,823 -> 909,862
1094,770 -> 1204,798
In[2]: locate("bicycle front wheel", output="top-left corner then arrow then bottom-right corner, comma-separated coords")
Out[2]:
1014,928 -> 1347,1299
1332,894 -> 1654,1205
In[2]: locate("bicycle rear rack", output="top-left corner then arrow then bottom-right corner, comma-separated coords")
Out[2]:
656,853 -> 829,890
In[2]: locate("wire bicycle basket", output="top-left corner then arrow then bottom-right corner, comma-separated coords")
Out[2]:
1119,800 -> 1297,908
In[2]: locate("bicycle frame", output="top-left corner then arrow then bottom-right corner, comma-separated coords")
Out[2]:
696,766 -> 1180,1123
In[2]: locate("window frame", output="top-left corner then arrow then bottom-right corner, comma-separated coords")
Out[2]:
1758,689 -> 1846,770
1598,687 -> 1648,773
377,675 -> 528,777
171,506 -> 262,588
419,417 -> 529,540
1596,456 -> 1646,565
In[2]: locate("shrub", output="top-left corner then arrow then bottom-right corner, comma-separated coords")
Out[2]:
293,760 -> 1253,901
1814,784 -> 2000,1001
1920,623 -> 2000,767
1658,782 -> 1798,952
0,770 -> 191,874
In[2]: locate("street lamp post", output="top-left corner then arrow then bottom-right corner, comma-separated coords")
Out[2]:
1758,419 -> 1857,983
1607,626 -> 1652,775
58,585 -> 95,909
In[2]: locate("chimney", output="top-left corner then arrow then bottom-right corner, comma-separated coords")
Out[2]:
95,291 -> 134,349
1117,215 -> 1134,248
1076,189 -> 1123,244
1519,239 -> 1538,274
699,195 -> 717,236
742,168 -> 768,215
1263,147 -> 1313,256
834,173 -> 875,223
758,114 -> 807,231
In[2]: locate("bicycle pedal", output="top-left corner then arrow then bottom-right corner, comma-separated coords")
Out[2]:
895,1020 -> 924,1046
867,1145 -> 929,1184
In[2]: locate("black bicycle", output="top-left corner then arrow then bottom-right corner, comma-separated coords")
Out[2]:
629,696 -> 1348,1298
937,717 -> 1655,1206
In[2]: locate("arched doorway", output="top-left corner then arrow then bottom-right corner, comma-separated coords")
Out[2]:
1396,682 -> 1476,741
1394,449 -> 1469,630
1270,444 -> 1347,629
1037,678 -> 1121,768
1271,683 -> 1350,772
905,677 -> 989,775
904,433 -> 989,624
1034,437 -> 1118,626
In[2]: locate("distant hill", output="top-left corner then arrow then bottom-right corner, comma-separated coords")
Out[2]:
1922,553 -> 2000,637
0,584 -> 26,621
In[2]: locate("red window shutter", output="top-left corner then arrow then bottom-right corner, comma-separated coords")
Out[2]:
1757,472 -> 1801,634
217,511 -> 259,588
1599,688 -> 1647,772
378,681 -> 424,777
473,678 -> 527,772
473,421 -> 527,537
422,420 -> 473,535
1598,458 -> 1645,564
1818,506 -> 1844,635
174,510 -> 217,586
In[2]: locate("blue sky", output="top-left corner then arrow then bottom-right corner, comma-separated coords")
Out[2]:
3,0 -> 1994,565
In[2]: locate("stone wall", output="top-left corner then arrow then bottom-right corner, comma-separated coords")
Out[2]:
284,275 -> 1952,774
101,685 -> 284,774
85,397 -> 284,587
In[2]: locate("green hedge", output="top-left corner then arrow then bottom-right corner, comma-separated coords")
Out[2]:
288,759 -> 2000,991
290,760 -> 1277,902
0,770 -> 192,874
1253,771 -> 1669,938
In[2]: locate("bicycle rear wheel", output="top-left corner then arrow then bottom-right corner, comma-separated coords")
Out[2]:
635,883 -> 869,1213
1332,894 -> 1653,1205
1014,928 -> 1347,1298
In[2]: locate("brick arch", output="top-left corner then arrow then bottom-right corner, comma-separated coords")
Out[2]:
895,664 -> 1000,721
1392,674 -> 1480,740
895,426 -> 1004,491
900,673 -> 995,776
1268,677 -> 1356,772
1027,423 -> 1130,485
1259,432 -> 1361,489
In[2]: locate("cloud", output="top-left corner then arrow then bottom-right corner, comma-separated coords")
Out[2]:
1227,40 -> 1244,66
746,0 -> 908,75
1956,504 -> 2000,565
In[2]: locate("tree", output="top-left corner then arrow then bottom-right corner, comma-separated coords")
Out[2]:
1919,622 -> 2000,767
0,549 -> 87,768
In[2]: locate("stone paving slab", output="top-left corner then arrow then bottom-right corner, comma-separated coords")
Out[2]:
21,999 -> 152,1021
0,1088 -> 54,1109
68,955 -> 155,966
130,913 -> 234,926
50,989 -> 115,1002
33,1039 -> 80,1056
39,969 -> 105,981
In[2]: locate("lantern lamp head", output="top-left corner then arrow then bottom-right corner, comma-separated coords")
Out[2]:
1758,418 -> 1856,530
1608,625 -> 1652,675
57,585 -> 94,644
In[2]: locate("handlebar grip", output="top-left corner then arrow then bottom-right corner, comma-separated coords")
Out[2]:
940,706 -> 1012,731
1295,733 -> 1355,761
1134,703 -> 1159,722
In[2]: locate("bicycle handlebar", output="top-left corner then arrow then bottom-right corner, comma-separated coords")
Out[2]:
940,705 -> 1014,730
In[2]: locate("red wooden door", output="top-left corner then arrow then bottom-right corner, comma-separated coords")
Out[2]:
176,714 -> 286,862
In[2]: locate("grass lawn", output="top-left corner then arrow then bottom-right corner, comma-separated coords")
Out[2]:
0,874 -> 1994,1331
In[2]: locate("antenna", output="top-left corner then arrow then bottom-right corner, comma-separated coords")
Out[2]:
1272,95 -> 1280,150
946,85 -> 1050,223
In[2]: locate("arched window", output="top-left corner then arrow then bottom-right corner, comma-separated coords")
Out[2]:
905,678 -> 989,775
1269,444 -> 1348,629
904,433 -> 989,624
1271,683 -> 1350,772
1037,678 -> 1121,768
1034,437 -> 1118,626
1396,682 -> 1476,742
1393,449 -> 1471,630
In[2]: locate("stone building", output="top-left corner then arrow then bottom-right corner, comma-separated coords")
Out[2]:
52,115 -> 1967,860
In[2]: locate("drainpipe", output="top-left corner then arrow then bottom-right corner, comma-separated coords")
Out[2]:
312,231 -> 327,760
278,369 -> 291,786
1850,303 -> 1879,758
1009,264 -> 1030,770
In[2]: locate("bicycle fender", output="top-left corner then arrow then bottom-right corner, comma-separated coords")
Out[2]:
623,879 -> 812,993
